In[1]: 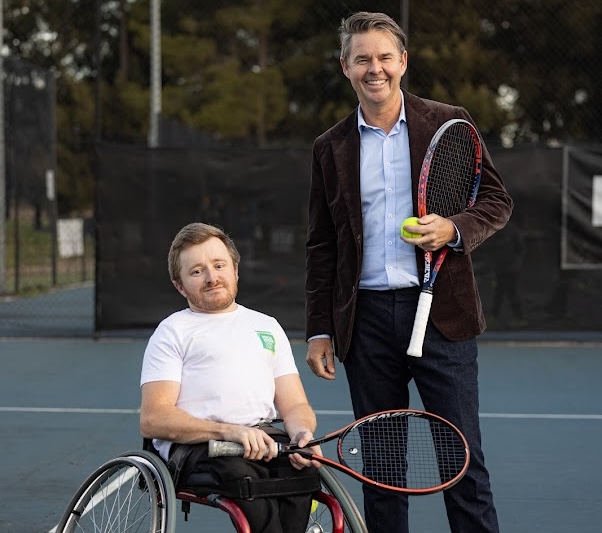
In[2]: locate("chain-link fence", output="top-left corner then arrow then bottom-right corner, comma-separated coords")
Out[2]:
1,0 -> 602,337
0,56 -> 94,336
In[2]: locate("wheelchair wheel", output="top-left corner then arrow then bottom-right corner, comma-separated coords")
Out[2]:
120,450 -> 178,533
307,466 -> 367,533
56,456 -> 162,533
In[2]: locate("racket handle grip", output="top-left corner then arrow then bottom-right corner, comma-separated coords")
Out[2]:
407,291 -> 433,357
208,440 -> 245,457
208,440 -> 284,457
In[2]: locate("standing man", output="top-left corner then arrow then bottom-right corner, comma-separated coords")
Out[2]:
305,11 -> 512,533
141,222 -> 321,533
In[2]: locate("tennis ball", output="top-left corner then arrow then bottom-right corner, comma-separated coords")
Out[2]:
401,217 -> 421,239
310,499 -> 319,514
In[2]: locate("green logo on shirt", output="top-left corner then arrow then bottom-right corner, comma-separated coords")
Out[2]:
256,331 -> 276,354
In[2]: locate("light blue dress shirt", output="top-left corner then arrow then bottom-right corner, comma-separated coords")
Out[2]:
357,94 -> 420,290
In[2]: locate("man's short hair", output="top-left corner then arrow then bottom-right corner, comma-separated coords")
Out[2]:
339,11 -> 407,64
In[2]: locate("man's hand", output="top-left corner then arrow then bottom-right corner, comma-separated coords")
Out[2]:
400,214 -> 457,251
221,425 -> 278,461
306,338 -> 336,380
288,430 -> 322,470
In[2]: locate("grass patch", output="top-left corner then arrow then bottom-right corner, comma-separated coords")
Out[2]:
1,214 -> 94,295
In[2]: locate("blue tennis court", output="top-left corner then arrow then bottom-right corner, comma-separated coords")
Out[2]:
1,337 -> 601,532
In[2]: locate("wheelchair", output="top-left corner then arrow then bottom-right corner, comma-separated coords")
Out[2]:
55,447 -> 367,533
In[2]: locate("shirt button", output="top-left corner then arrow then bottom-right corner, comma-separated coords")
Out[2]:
387,188 -> 392,192
388,240 -> 393,245
387,214 -> 393,218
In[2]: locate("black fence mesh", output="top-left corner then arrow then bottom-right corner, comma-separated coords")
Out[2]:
95,143 -> 602,335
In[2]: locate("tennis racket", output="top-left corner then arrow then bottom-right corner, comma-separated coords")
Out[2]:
406,119 -> 482,357
208,409 -> 469,495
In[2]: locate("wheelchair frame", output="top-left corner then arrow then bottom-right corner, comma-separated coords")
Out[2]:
55,449 -> 367,533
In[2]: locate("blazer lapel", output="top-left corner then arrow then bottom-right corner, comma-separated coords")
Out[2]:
404,91 -> 438,181
404,91 -> 440,213
332,112 -> 363,238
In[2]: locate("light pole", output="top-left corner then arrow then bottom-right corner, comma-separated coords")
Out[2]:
148,0 -> 161,148
401,0 -> 409,90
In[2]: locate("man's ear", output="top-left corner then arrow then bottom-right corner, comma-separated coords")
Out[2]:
400,49 -> 408,76
172,280 -> 186,298
340,57 -> 350,79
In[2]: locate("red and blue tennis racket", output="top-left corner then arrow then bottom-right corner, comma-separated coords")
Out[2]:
208,409 -> 470,495
406,119 -> 482,357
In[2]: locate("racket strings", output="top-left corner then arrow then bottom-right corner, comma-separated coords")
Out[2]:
426,125 -> 478,217
339,413 -> 467,490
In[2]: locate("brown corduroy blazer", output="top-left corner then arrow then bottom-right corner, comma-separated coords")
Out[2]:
305,90 -> 514,362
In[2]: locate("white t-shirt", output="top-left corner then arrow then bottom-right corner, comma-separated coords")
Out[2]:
140,304 -> 299,459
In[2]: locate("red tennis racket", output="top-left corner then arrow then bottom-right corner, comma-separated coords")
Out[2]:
406,119 -> 482,357
208,409 -> 470,495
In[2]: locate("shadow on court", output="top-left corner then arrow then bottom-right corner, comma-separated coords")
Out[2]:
1,337 -> 602,533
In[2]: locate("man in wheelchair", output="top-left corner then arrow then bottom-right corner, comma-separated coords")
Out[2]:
140,222 -> 322,533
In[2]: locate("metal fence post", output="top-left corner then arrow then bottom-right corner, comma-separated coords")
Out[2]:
0,0 -> 6,294
148,0 -> 161,148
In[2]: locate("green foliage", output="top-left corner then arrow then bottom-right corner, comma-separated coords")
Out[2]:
162,34 -> 216,78
102,79 -> 149,141
54,77 -> 95,213
474,0 -> 602,142
184,60 -> 288,141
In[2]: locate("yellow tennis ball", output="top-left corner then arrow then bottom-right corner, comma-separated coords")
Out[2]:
310,499 -> 319,514
401,216 -> 421,239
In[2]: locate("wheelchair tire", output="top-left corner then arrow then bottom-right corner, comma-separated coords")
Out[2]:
55,456 -> 162,533
120,450 -> 178,533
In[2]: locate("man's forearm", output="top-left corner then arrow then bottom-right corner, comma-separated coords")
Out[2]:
140,404 -> 238,444
283,402 -> 317,442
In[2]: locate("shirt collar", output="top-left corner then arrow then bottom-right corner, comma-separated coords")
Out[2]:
357,90 -> 406,132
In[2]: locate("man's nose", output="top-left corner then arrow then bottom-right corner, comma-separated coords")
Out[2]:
368,58 -> 382,71
205,268 -> 219,284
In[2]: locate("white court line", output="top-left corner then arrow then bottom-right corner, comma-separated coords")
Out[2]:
0,407 -> 140,414
2,407 -> 602,419
314,410 -> 602,420
478,413 -> 602,420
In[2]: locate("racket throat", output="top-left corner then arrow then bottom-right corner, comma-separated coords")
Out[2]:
422,252 -> 433,285
423,268 -> 431,286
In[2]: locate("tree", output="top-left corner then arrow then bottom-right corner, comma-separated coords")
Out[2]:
406,0 -> 511,144
475,0 -> 602,144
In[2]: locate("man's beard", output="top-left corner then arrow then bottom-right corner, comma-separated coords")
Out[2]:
189,283 -> 238,313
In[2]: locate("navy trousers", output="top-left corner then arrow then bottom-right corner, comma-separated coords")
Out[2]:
343,289 -> 499,533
